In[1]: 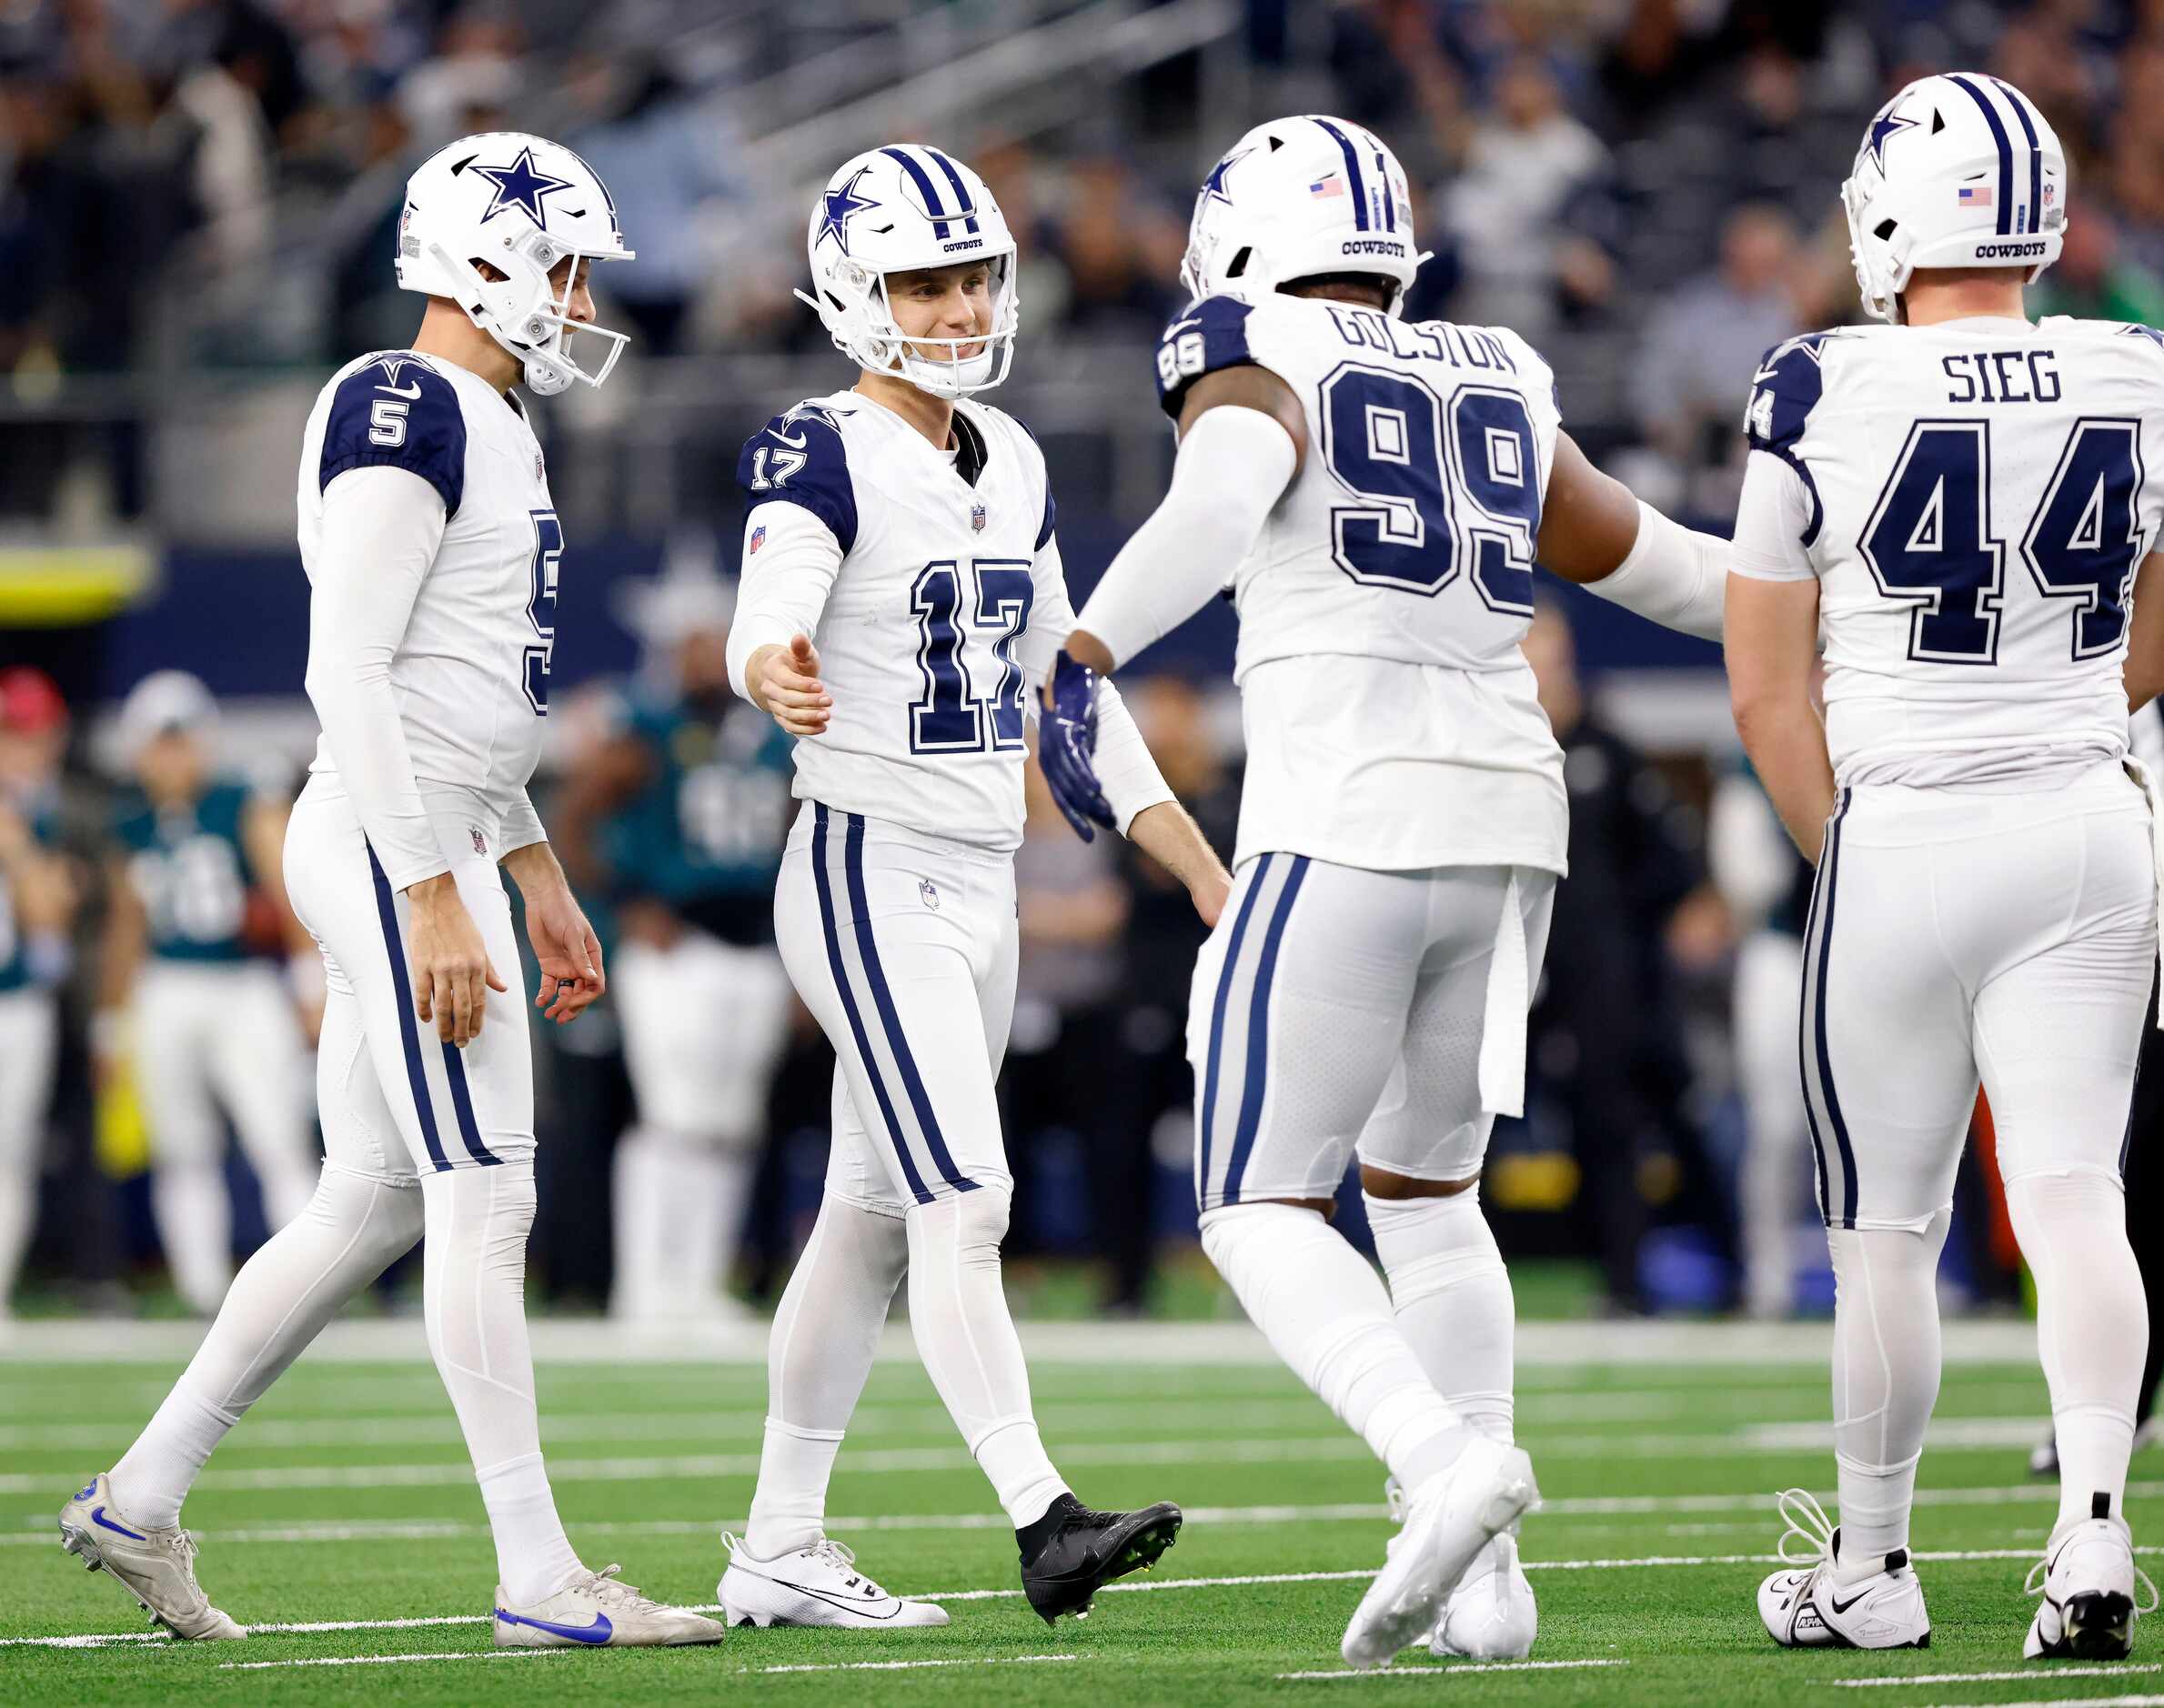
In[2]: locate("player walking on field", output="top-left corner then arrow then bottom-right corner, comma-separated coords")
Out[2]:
56,130 -> 721,1649
1056,115 -> 1729,1668
1733,75 -> 2164,1659
719,141 -> 1229,1631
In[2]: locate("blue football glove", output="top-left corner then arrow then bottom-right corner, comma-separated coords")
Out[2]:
1038,649 -> 1115,843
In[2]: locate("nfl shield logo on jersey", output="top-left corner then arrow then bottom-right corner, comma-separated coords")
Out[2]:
971,502 -> 987,534
749,525 -> 767,555
920,877 -> 941,911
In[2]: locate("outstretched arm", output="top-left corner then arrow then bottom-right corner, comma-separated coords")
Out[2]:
1065,365 -> 1303,673
1539,431 -> 1727,640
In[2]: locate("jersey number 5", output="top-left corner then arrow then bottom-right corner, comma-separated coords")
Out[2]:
524,509 -> 563,715
1861,417 -> 2143,664
1319,362 -> 1543,612
911,559 -> 1034,754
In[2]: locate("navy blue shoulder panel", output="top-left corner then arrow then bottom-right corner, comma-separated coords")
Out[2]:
319,354 -> 466,517
1155,296 -> 1256,418
1743,333 -> 1837,459
737,404 -> 858,555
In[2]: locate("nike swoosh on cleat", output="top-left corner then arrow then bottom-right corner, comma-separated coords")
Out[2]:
90,1507 -> 147,1542
1827,1589 -> 1871,1615
494,1610 -> 612,1643
377,382 -> 424,399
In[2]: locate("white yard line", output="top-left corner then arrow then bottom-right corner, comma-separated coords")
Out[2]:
0,1419 -> 2074,1497
1834,1667 -> 2164,1688
1275,1659 -> 1630,1681
219,1650 -> 569,1671
748,1654 -> 1082,1675
1917,1698 -> 2164,1708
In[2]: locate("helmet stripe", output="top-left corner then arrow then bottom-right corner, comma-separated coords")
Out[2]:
1944,74 -> 2015,236
1988,78 -> 2044,236
1312,117 -> 1370,232
922,147 -> 982,236
881,146 -> 951,238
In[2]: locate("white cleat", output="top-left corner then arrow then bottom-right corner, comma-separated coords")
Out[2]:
719,1533 -> 949,1628
1757,1489 -> 1929,1651
2025,1502 -> 2157,1660
1342,1436 -> 1538,1670
1432,1532 -> 1537,1659
56,1474 -> 245,1641
493,1563 -> 726,1648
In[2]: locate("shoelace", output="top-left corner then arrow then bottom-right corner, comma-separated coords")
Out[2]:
1773,1488 -> 1837,1572
720,1532 -> 890,1597
577,1564 -> 665,1613
2023,1539 -> 2162,1613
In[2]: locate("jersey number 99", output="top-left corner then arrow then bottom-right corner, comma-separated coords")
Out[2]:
1319,364 -> 1541,612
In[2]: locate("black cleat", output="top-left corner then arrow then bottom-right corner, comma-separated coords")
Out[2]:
1017,1495 -> 1183,1623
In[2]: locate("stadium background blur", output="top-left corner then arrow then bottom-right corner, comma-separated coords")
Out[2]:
0,0 -> 2140,1326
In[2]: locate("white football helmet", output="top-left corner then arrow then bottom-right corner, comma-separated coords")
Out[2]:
1182,116 -> 1424,316
1842,73 -> 2066,324
395,131 -> 636,396
799,144 -> 1019,397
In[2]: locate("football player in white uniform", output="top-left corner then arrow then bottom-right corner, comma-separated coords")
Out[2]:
1731,75 -> 2164,1659
59,132 -> 721,1649
1055,116 -> 1728,1669
720,143 -> 1229,1630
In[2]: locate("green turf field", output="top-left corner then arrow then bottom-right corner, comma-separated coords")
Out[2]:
3,1323 -> 2156,1706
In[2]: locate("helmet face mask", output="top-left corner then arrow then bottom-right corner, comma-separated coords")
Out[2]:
1839,75 -> 2066,325
397,133 -> 635,395
1183,116 -> 1426,316
800,146 -> 1021,399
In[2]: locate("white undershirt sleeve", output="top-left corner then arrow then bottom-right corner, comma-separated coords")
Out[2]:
1021,533 -> 1176,834
1580,499 -> 1730,640
1073,405 -> 1298,668
1729,450 -> 1820,583
727,500 -> 845,698
306,465 -> 451,890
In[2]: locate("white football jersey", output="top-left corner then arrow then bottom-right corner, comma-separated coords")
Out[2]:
733,390 -> 1069,851
1732,316 -> 2164,786
1156,291 -> 1566,873
296,349 -> 561,807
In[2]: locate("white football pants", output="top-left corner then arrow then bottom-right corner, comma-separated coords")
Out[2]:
0,986 -> 57,1312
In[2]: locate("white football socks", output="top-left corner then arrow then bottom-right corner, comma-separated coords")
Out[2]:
744,1194 -> 908,1558
110,1161 -> 423,1529
0,1160 -> 33,1317
905,1187 -> 1065,1530
1203,1201 -> 1466,1492
2006,1169 -> 2147,1530
1366,1185 -> 1516,1444
421,1160 -> 582,1605
1827,1211 -> 1948,1567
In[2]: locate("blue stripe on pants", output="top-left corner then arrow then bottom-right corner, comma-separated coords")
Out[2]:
1221,856 -> 1311,1205
842,812 -> 976,1193
366,844 -> 450,1172
1809,790 -> 1859,1229
438,1040 -> 500,1166
811,804 -> 932,1205
1197,855 -> 1273,1205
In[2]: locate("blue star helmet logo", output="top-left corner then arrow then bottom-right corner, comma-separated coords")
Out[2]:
817,166 -> 881,256
472,146 -> 575,226
1864,107 -> 1917,173
1200,146 -> 1251,208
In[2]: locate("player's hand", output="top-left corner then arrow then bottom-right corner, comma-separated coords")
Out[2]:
1188,863 -> 1232,929
748,635 -> 832,738
1038,650 -> 1114,842
522,877 -> 607,1026
405,873 -> 507,1048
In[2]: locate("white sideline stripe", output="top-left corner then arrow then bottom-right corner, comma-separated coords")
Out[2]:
4,1478 -> 2130,1551
1275,1659 -> 1630,1681
1919,1698 -> 2164,1708
0,1419 -> 2078,1496
750,1654 -> 1082,1675
6,1545 -> 2139,1650
220,1650 -> 569,1672
1835,1667 -> 2164,1688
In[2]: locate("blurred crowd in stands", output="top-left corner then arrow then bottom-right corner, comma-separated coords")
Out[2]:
0,0 -> 2124,1320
